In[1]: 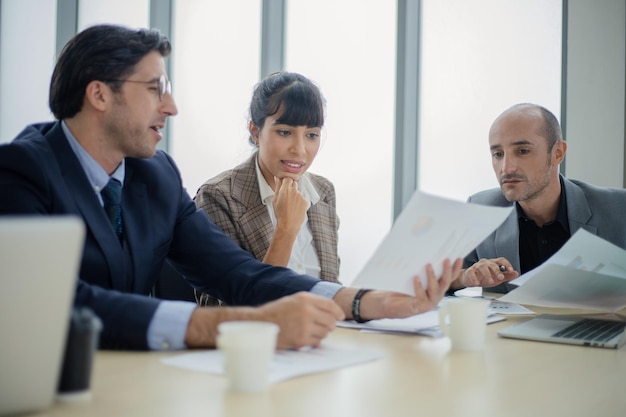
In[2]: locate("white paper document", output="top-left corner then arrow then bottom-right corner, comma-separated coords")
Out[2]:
161,344 -> 384,384
338,310 -> 506,336
338,298 -> 513,336
488,300 -> 535,315
500,229 -> 626,312
352,190 -> 513,294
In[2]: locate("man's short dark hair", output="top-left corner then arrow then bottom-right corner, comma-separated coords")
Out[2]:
49,24 -> 171,120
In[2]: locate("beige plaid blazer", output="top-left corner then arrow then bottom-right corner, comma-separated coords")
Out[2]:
194,154 -> 340,306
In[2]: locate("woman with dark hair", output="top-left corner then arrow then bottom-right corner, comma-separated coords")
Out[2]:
194,72 -> 340,306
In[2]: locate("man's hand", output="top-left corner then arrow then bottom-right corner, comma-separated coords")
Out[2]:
257,292 -> 345,349
452,257 -> 519,289
334,258 -> 463,321
184,292 -> 344,350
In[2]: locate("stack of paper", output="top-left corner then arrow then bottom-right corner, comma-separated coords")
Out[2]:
338,307 -> 506,337
500,229 -> 626,312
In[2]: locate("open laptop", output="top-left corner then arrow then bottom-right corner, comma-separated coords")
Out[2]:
498,314 -> 626,349
0,216 -> 85,416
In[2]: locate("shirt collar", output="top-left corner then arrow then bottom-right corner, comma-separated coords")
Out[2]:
61,120 -> 125,192
254,154 -> 320,208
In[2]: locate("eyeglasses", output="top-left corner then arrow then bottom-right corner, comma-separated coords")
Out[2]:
102,74 -> 171,101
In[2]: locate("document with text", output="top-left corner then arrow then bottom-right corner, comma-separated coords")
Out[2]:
500,229 -> 626,312
352,190 -> 513,294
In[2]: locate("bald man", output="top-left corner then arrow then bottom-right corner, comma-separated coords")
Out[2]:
452,103 -> 626,293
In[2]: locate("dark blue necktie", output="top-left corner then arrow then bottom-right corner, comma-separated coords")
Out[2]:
101,178 -> 123,243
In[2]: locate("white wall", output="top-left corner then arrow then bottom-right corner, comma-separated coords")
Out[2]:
564,0 -> 626,188
419,0 -> 563,201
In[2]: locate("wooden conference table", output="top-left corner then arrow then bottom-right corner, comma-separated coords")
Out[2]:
25,305 -> 626,417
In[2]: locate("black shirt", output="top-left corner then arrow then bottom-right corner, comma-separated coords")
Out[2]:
517,178 -> 571,274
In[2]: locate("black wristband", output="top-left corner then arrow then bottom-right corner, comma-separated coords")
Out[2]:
352,289 -> 373,323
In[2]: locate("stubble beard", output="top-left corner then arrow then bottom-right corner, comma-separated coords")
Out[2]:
106,99 -> 157,160
501,157 -> 553,203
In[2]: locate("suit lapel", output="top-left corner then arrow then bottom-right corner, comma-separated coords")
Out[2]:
494,209 -> 521,272
46,123 -> 128,290
563,176 -> 596,235
493,177 -> 595,280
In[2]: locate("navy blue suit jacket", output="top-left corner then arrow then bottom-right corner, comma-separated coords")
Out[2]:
0,122 -> 320,349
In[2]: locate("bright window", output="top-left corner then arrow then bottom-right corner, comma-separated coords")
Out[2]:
78,0 -> 149,29
285,0 -> 397,285
419,0 -> 562,201
170,1 -> 262,199
0,0 -> 56,143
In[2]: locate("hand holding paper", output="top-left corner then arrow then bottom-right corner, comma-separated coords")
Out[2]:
500,229 -> 626,312
352,190 -> 513,294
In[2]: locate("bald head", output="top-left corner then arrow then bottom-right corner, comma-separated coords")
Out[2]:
490,103 -> 563,152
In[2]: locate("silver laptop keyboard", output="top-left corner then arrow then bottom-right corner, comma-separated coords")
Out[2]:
553,319 -> 626,342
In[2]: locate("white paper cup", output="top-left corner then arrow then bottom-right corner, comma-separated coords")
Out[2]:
216,321 -> 279,392
439,298 -> 491,351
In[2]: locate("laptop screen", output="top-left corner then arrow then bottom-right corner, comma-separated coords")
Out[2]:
0,216 -> 85,416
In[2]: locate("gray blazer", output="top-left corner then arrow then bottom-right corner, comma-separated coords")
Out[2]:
465,176 -> 626,292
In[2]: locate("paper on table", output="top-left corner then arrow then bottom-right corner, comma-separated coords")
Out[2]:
352,190 -> 513,294
161,344 -> 384,384
488,300 -> 535,315
501,229 -> 626,311
338,298 -> 510,336
338,309 -> 444,336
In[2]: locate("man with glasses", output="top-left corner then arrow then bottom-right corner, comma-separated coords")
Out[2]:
102,74 -> 171,101
0,24 -> 461,350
